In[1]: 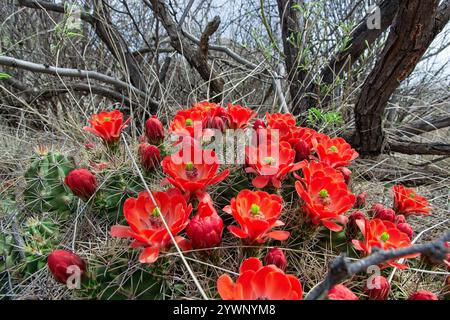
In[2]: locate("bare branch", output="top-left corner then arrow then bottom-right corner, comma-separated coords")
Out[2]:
199,16 -> 220,57
0,55 -> 158,110
388,140 -> 450,155
146,0 -> 225,100
306,231 -> 450,300
396,115 -> 450,137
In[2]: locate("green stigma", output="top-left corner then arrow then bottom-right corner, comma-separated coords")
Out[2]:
152,207 -> 160,217
185,118 -> 193,126
380,232 -> 389,242
251,204 -> 260,215
264,156 -> 274,165
329,145 -> 338,153
409,193 -> 415,198
185,162 -> 194,170
103,116 -> 111,121
319,189 -> 329,198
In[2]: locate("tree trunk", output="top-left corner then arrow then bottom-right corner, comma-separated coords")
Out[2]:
353,0 -> 438,155
276,0 -> 307,114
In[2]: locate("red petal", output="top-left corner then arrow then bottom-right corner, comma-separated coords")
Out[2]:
266,231 -> 290,241
252,176 -> 270,189
110,225 -> 131,238
240,257 -> 263,273
139,247 -> 160,264
228,226 -> 248,239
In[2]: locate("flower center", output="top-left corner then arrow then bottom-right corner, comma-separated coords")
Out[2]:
152,207 -> 160,217
264,156 -> 274,165
409,193 -> 415,198
185,118 -> 193,126
103,116 -> 111,122
185,162 -> 198,179
185,162 -> 194,170
328,145 -> 338,153
319,189 -> 329,198
380,231 -> 390,242
251,204 -> 260,215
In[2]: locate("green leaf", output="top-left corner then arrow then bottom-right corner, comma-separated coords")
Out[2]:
0,72 -> 12,80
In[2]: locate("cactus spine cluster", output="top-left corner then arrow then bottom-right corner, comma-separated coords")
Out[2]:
23,148 -> 75,216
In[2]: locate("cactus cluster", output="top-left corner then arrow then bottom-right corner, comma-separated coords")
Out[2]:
91,167 -> 144,220
0,233 -> 16,272
79,253 -> 173,300
23,149 -> 75,217
21,216 -> 59,275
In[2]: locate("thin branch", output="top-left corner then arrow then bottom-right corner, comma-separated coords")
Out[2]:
388,140 -> 450,155
0,55 -> 158,109
306,231 -> 450,300
396,115 -> 450,137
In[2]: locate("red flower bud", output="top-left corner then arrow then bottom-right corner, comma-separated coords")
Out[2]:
293,140 -> 311,162
139,143 -> 161,172
408,290 -> 438,300
346,210 -> 366,239
328,284 -> 359,300
338,167 -> 351,185
47,249 -> 86,284
371,204 -> 396,223
145,115 -> 164,145
370,203 -> 385,217
355,192 -> 367,208
364,275 -> 390,300
395,214 -> 407,225
208,116 -> 226,132
397,222 -> 413,240
264,248 -> 287,271
186,201 -> 223,249
64,168 -> 97,201
253,119 -> 266,130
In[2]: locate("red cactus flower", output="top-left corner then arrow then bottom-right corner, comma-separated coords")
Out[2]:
312,136 -> 358,168
393,185 -> 431,216
227,104 -> 256,129
83,110 -> 130,144
266,112 -> 296,141
162,145 -> 229,196
64,168 -> 97,201
223,190 -> 289,243
295,161 -> 355,232
328,284 -> 358,300
246,141 -> 304,188
355,192 -> 367,208
217,257 -> 302,300
47,250 -> 86,284
352,218 -> 418,268
264,248 -> 287,271
139,143 -> 161,172
110,188 -> 192,264
145,115 -> 164,145
186,197 -> 223,249
396,222 -> 413,240
170,108 -> 206,138
288,128 -> 326,161
408,290 -> 438,300
364,275 -> 390,300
